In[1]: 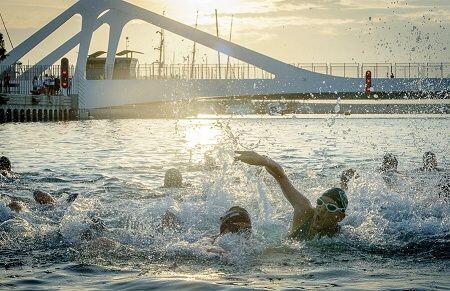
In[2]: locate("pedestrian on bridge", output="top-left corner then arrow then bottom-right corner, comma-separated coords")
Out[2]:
3,74 -> 10,94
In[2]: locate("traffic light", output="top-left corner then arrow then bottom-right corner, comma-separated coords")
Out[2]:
61,58 -> 69,89
365,70 -> 372,94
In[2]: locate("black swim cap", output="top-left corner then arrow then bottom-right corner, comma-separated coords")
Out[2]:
0,156 -> 11,171
321,188 -> 348,210
220,206 -> 252,234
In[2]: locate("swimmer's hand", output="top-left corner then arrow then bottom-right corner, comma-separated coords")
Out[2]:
235,151 -> 285,179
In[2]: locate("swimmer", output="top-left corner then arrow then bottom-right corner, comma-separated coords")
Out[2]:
164,168 -> 183,188
33,190 -> 57,205
379,153 -> 399,173
33,190 -> 78,205
160,206 -> 251,238
340,168 -> 359,191
217,206 -> 252,238
0,156 -> 12,176
235,151 -> 347,240
206,206 -> 252,257
419,152 -> 442,172
4,191 -> 78,214
7,201 -> 26,213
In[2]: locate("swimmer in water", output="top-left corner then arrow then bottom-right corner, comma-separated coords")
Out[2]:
207,206 -> 252,257
5,190 -> 78,213
164,168 -> 183,188
340,168 -> 359,191
33,190 -> 78,205
33,190 -> 57,205
235,151 -> 347,240
217,206 -> 252,238
379,153 -> 399,173
161,206 -> 251,238
419,152 -> 442,172
0,156 -> 12,176
7,201 -> 26,213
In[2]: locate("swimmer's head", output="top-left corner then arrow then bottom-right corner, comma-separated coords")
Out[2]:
312,188 -> 347,231
8,201 -> 25,213
422,152 -> 437,170
33,190 -> 56,205
0,156 -> 11,172
381,153 -> 398,172
219,206 -> 252,236
164,168 -> 183,188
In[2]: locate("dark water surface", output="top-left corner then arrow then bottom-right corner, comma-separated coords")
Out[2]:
1,115 -> 449,290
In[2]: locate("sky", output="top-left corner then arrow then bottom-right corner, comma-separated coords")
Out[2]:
0,0 -> 449,66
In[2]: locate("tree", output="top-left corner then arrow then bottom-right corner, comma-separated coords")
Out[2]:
0,33 -> 6,61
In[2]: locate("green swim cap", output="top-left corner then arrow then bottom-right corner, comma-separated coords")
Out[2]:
321,188 -> 348,210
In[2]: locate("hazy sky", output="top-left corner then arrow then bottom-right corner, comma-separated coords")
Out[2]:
1,0 -> 449,65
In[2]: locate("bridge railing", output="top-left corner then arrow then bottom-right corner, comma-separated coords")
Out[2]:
292,62 -> 450,78
1,62 -> 449,95
106,62 -> 450,80
108,63 -> 276,80
0,64 -> 76,96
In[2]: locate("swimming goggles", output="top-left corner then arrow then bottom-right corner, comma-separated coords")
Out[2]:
317,197 -> 345,213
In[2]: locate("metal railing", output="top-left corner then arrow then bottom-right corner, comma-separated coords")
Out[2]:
103,62 -> 450,80
293,62 -> 450,79
1,64 -> 76,96
1,62 -> 449,95
94,63 -> 276,80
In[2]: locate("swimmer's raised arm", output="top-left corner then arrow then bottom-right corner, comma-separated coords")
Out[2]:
235,151 -> 313,213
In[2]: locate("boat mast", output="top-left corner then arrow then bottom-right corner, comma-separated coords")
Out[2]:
225,15 -> 233,79
156,11 -> 166,78
190,10 -> 199,79
215,9 -> 221,79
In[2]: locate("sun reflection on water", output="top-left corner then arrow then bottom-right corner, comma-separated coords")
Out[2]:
183,120 -> 222,162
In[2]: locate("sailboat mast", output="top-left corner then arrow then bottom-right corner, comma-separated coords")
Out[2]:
190,11 -> 199,79
225,15 -> 233,79
215,9 -> 221,79
158,11 -> 166,78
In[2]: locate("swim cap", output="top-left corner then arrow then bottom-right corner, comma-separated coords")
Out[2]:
220,206 -> 251,234
0,156 -> 11,171
321,188 -> 348,210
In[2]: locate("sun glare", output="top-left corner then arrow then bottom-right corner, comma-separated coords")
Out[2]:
185,121 -> 220,148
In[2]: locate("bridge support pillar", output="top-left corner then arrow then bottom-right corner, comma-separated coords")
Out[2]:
105,12 -> 130,80
73,14 -> 97,95
105,24 -> 123,80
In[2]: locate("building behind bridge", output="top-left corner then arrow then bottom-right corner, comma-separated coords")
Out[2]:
86,50 -> 141,80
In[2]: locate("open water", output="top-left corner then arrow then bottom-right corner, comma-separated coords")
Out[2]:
1,115 -> 449,290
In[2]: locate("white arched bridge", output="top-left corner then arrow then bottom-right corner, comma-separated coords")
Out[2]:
1,0 -> 449,109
